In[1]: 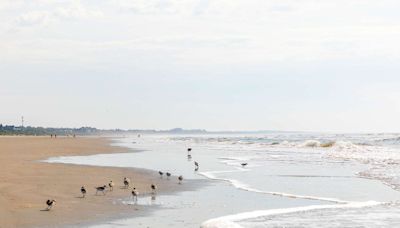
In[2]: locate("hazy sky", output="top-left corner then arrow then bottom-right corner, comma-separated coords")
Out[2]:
1,0 -> 400,132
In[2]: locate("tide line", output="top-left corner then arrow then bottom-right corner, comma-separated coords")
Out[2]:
199,171 -> 349,204
201,201 -> 382,228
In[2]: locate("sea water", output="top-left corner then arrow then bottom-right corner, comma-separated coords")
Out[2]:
46,133 -> 400,227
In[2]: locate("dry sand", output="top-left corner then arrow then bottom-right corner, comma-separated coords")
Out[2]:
0,136 -> 179,228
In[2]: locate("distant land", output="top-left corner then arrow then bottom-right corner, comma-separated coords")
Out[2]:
0,124 -> 284,136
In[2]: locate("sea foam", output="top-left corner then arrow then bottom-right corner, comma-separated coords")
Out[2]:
201,201 -> 382,228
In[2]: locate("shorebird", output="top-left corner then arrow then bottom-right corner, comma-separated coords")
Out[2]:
194,161 -> 199,169
95,185 -> 107,195
151,184 -> 157,194
123,177 -> 130,189
166,172 -> 171,179
46,199 -> 56,210
241,163 -> 248,167
81,186 -> 86,198
187,148 -> 192,160
108,181 -> 114,191
131,187 -> 139,201
159,171 -> 164,178
178,175 -> 183,184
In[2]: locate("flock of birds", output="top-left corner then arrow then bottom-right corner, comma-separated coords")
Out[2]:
44,147 -> 204,211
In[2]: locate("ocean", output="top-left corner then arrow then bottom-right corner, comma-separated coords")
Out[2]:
46,133 -> 400,227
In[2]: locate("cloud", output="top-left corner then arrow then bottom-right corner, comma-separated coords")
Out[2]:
111,0 -> 296,15
14,11 -> 51,27
11,1 -> 103,28
112,0 -> 198,15
54,2 -> 103,19
4,0 -> 400,65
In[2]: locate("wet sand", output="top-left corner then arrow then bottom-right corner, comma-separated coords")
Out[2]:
0,136 -> 179,228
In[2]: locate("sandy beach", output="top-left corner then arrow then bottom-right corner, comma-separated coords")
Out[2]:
0,136 -> 178,228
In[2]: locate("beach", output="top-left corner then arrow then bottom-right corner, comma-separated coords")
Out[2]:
49,134 -> 400,228
3,134 -> 400,228
0,136 -> 179,228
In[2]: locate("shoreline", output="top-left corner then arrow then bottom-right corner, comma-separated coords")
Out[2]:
0,136 -> 194,228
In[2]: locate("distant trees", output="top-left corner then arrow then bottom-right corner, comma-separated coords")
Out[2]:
0,124 -> 208,136
0,124 -> 99,136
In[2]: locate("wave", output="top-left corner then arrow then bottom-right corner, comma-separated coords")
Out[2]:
299,140 -> 322,147
298,140 -> 361,150
376,136 -> 400,143
199,171 -> 349,204
200,201 -> 382,228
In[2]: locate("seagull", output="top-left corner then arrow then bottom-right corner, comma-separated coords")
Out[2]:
241,163 -> 248,167
187,148 -> 192,152
166,172 -> 171,179
81,186 -> 86,198
178,175 -> 183,184
151,184 -> 157,193
108,181 -> 114,191
131,187 -> 139,202
95,185 -> 107,195
159,171 -> 164,178
124,177 -> 130,189
194,161 -> 199,169
46,199 -> 56,210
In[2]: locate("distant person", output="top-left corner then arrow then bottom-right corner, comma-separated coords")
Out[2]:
73,134 -> 76,138
55,134 -> 57,138
51,134 -> 53,138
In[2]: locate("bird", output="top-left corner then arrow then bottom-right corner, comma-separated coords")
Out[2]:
178,175 -> 183,184
95,185 -> 107,195
81,186 -> 86,198
166,172 -> 171,179
194,161 -> 199,170
151,184 -> 157,193
108,181 -> 114,191
187,148 -> 192,160
159,171 -> 164,178
241,163 -> 248,167
46,199 -> 56,210
124,177 -> 130,188
131,187 -> 139,202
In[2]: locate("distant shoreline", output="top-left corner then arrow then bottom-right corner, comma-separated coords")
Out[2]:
0,123 -> 302,136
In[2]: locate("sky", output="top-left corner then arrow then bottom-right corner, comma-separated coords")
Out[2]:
1,0 -> 400,132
